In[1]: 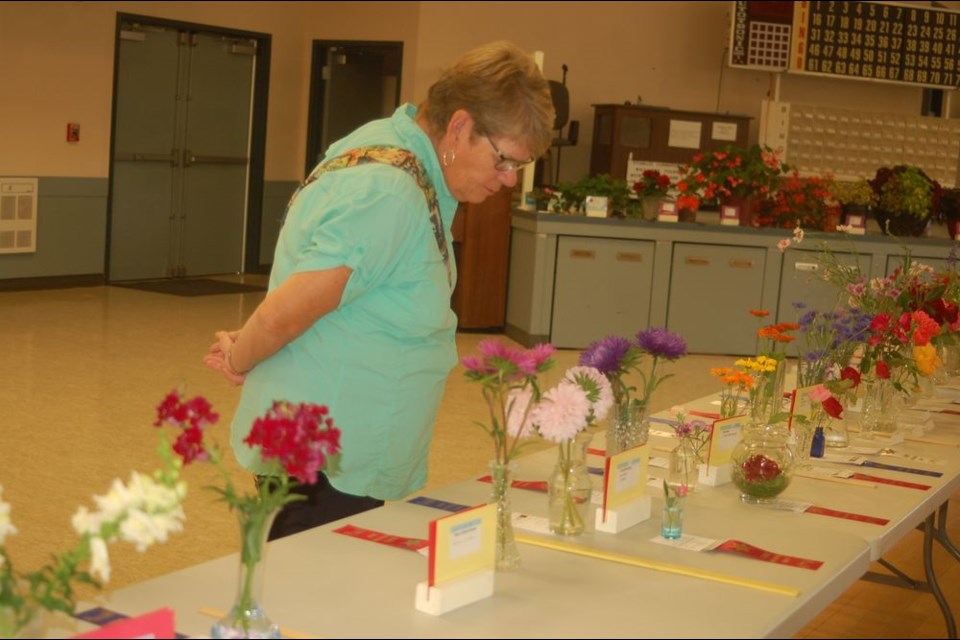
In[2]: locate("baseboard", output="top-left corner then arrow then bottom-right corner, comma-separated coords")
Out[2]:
0,274 -> 105,291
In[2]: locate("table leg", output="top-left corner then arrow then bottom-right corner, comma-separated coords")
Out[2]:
923,512 -> 957,639
934,502 -> 960,563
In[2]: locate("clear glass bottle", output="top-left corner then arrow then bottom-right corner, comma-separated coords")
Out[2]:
667,437 -> 700,494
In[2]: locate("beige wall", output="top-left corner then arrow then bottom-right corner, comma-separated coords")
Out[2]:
0,1 -> 949,184
0,1 -> 419,180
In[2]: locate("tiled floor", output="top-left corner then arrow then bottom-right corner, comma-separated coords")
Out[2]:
1,277 -> 957,638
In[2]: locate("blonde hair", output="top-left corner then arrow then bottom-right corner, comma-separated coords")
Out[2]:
419,41 -> 555,158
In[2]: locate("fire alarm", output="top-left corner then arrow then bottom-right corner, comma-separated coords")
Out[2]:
66,123 -> 80,143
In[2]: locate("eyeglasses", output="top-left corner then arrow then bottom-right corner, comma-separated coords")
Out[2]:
484,135 -> 533,172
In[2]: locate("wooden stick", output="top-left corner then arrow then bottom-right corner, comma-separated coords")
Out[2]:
904,435 -> 960,447
199,607 -> 315,639
514,533 -> 800,597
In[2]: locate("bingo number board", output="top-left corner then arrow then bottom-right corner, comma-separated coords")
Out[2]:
730,1 -> 960,90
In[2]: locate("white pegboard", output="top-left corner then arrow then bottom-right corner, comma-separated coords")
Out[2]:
759,100 -> 960,187
0,178 -> 37,254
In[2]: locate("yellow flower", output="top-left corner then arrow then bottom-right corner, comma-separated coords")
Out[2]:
913,343 -> 942,377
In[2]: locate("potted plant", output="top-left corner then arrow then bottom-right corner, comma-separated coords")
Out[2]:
554,174 -> 641,218
756,172 -> 839,231
869,165 -> 942,236
632,169 -> 672,220
675,144 -> 788,225
831,178 -> 878,213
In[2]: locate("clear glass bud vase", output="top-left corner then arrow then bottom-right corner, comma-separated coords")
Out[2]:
489,460 -> 521,570
859,376 -> 899,438
605,400 -> 649,455
667,437 -> 700,493
211,511 -> 280,639
547,431 -> 593,536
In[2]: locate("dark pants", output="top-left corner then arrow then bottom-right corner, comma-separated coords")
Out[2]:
258,471 -> 384,541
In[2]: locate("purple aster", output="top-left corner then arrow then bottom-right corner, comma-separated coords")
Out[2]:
635,327 -> 687,360
579,335 -> 632,374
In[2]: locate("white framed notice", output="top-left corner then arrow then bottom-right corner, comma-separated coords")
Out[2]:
668,120 -> 702,149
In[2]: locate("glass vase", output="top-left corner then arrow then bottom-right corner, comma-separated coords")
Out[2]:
489,460 -> 521,570
605,400 -> 649,456
730,421 -> 795,504
0,604 -> 40,640
661,500 -> 684,539
547,431 -> 593,536
666,437 -> 700,494
750,358 -> 787,426
211,510 -> 280,639
858,376 -> 899,439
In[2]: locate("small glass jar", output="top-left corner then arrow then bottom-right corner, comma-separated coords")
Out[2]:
730,421 -> 795,504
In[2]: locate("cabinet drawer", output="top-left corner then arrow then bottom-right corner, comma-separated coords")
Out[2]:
667,243 -> 766,355
777,249 -> 871,323
551,236 -> 655,348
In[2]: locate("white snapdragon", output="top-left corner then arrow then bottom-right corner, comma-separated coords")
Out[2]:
88,536 -> 111,582
0,486 -> 17,546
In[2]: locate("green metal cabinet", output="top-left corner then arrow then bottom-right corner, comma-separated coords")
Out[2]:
666,243 -> 768,355
777,248 -> 871,323
550,236 -> 655,348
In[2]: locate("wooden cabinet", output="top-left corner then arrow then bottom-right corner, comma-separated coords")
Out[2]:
589,104 -> 752,179
451,186 -> 512,329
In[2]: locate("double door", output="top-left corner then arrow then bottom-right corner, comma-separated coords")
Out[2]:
109,23 -> 255,281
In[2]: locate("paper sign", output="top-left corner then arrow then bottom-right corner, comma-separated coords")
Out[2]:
706,416 -> 745,466
601,445 -> 648,517
657,199 -> 678,223
428,503 -> 496,587
668,119 -> 702,149
72,607 -> 176,639
712,121 -> 739,142
720,203 -> 741,225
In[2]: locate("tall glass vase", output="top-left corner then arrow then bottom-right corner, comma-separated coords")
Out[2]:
666,436 -> 700,493
750,358 -> 787,426
211,510 -> 280,639
547,431 -> 593,536
605,400 -> 649,455
859,376 -> 899,438
489,460 -> 520,570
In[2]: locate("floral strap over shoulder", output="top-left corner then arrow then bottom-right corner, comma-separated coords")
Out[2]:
286,146 -> 451,287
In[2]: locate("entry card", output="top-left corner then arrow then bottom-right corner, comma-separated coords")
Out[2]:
427,502 -> 496,588
601,444 -> 648,516
706,415 -> 745,467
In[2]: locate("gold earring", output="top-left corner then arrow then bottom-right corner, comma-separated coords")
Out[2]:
441,149 -> 456,167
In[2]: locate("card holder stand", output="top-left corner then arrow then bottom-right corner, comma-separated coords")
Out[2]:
594,496 -> 651,533
414,570 -> 494,616
699,463 -> 732,486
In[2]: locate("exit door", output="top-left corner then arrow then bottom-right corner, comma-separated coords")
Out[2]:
109,21 -> 256,281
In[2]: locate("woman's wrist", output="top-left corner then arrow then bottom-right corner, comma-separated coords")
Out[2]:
226,344 -> 248,375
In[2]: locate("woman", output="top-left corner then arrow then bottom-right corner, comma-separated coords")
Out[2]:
204,41 -> 555,539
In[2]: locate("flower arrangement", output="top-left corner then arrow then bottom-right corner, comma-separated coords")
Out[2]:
0,412 -> 187,637
831,178 -> 878,209
792,303 -> 873,388
662,479 -> 688,509
675,144 -> 788,212
154,390 -> 341,638
461,338 -> 556,466
668,405 -> 713,463
710,366 -> 754,419
579,328 -> 687,413
532,366 -> 613,535
551,174 -> 642,218
755,172 -> 840,231
633,169 -> 672,199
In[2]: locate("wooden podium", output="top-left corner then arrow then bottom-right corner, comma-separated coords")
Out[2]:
451,186 -> 512,329
589,104 -> 752,179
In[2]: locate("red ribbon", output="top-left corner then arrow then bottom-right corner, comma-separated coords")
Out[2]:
476,475 -> 548,492
850,472 -> 931,490
805,505 -> 889,525
333,524 -> 429,551
714,539 -> 823,570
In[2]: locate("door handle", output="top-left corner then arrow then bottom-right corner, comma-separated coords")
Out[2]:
569,249 -> 595,259
685,256 -> 710,265
729,259 -> 754,268
183,150 -> 249,167
794,262 -> 819,272
616,252 -> 644,263
115,151 -> 179,166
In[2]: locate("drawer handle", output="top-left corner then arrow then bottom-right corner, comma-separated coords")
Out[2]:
616,252 -> 644,263
569,249 -> 595,259
794,262 -> 819,272
685,257 -> 710,266
730,259 -> 754,268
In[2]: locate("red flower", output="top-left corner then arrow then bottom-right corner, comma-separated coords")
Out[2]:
822,396 -> 844,419
875,360 -> 891,379
839,366 -> 861,389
